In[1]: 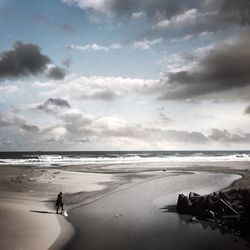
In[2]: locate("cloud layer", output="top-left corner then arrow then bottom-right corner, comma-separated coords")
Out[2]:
2,98 -> 250,150
0,99 -> 210,148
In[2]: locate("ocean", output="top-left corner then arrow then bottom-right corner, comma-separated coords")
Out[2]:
0,151 -> 250,166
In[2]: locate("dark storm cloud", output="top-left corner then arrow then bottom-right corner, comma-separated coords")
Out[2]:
64,0 -> 250,28
144,1 -> 250,41
159,35 -> 250,100
0,41 -> 67,80
46,66 -> 66,80
63,0 -> 200,19
0,41 -> 51,79
219,0 -> 250,26
109,0 -> 193,18
110,0 -> 250,24
197,0 -> 250,27
62,0 -> 250,48
37,98 -> 71,113
130,0 -> 250,26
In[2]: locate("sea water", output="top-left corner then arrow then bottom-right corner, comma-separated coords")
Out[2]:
0,150 -> 250,166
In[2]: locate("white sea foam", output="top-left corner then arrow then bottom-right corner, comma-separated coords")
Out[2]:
0,152 -> 250,166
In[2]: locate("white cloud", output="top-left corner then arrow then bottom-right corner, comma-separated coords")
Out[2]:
198,31 -> 214,39
0,85 -> 19,94
132,11 -> 146,19
34,75 -> 158,101
62,0 -> 111,14
66,38 -> 162,52
158,53 -> 189,73
66,43 -> 122,52
157,9 -> 198,29
170,34 -> 194,42
132,38 -> 162,50
42,126 -> 67,142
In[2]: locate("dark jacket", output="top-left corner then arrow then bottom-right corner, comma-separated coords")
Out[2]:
56,193 -> 63,206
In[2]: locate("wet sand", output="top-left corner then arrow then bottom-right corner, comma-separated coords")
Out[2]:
67,171 -> 250,250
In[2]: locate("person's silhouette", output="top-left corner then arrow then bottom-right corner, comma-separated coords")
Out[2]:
55,192 -> 64,214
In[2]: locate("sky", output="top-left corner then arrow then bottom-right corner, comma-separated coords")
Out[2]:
1,0 -> 250,151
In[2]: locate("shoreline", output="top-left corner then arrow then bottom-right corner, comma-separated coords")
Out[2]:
0,162 -> 250,249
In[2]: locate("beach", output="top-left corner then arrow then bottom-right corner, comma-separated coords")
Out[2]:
1,159 -> 250,250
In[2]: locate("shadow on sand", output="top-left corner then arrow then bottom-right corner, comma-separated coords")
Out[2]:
30,210 -> 56,214
160,204 -> 177,213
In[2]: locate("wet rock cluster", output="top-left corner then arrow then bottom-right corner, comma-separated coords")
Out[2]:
176,189 -> 250,239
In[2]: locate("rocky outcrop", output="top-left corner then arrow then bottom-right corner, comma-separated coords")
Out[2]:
176,189 -> 250,239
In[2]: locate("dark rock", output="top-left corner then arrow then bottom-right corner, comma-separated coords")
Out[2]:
176,194 -> 193,214
176,189 -> 250,241
189,192 -> 201,202
193,196 -> 206,215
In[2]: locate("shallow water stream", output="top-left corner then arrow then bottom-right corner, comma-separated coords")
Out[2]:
68,172 -> 249,250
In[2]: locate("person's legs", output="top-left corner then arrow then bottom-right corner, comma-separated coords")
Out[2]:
56,206 -> 59,214
60,203 -> 64,214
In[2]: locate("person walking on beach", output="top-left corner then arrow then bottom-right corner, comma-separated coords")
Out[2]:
55,192 -> 64,214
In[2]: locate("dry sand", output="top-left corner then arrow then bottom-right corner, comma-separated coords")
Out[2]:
0,165 -> 115,250
0,193 -> 69,250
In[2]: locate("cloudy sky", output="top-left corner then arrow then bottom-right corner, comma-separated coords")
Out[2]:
1,0 -> 250,150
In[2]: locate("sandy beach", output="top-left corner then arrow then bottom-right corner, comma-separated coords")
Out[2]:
1,161 -> 250,250
0,193 -> 72,250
